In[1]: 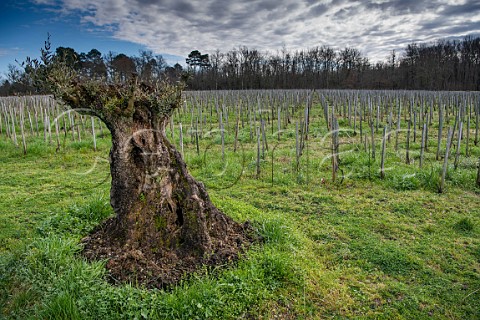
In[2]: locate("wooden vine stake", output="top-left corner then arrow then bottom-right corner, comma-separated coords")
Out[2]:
256,125 -> 261,179
454,122 -> 463,170
439,127 -> 453,193
331,117 -> 339,182
465,116 -> 470,157
54,117 -> 60,151
476,157 -> 480,188
420,123 -> 427,168
221,120 -> 225,162
406,120 -> 411,164
380,125 -> 387,179
11,107 -> 18,147
436,105 -> 444,160
20,104 -> 27,155
91,117 -> 96,151
233,116 -> 239,152
295,120 -> 300,172
474,101 -> 479,146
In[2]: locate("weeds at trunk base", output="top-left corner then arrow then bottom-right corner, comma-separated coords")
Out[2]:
35,195 -> 258,289
81,217 -> 257,289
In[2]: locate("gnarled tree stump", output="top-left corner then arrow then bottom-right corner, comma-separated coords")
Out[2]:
59,80 -> 251,288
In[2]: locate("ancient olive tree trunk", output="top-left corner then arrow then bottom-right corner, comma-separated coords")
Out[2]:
59,80 -> 250,287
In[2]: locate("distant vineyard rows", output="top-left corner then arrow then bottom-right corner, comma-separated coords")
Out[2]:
1,90 -> 479,191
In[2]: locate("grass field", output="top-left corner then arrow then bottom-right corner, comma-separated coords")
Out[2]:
1,93 -> 480,319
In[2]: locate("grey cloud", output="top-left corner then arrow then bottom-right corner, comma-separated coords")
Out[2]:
274,26 -> 293,36
302,0 -> 347,19
263,3 -> 300,21
285,2 -> 300,11
172,1 -> 194,13
365,29 -> 397,38
437,23 -> 480,36
254,0 -> 278,11
441,32 -> 480,42
303,0 -> 317,6
34,0 -> 480,63
134,0 -> 164,6
309,3 -> 329,16
332,5 -> 361,20
207,0 -> 230,16
440,2 -> 480,16
419,4 -> 480,34
364,0 -> 434,14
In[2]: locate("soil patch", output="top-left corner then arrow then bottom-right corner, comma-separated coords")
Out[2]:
82,218 -> 255,289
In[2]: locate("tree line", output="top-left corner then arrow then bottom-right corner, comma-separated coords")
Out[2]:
1,35 -> 479,95
187,36 -> 480,91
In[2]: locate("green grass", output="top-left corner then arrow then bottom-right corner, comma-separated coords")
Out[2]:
1,100 -> 480,319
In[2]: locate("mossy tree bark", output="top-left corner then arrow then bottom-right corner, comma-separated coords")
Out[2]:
58,79 -> 250,287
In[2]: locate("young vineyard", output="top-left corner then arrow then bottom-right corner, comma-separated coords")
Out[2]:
1,89 -> 480,319
1,90 -> 479,192
0,95 -> 106,154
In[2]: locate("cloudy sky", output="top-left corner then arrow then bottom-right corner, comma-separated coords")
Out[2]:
1,0 -> 479,78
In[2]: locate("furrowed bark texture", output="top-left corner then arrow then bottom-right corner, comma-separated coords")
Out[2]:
58,80 -> 251,288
